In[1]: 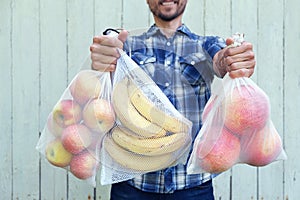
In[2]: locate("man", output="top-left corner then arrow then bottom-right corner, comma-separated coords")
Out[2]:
90,0 -> 255,199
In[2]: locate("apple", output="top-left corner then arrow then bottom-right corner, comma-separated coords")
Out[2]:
196,126 -> 241,173
45,139 -> 73,167
240,123 -> 283,166
61,124 -> 92,154
52,99 -> 82,128
69,70 -> 102,106
223,84 -> 270,136
82,98 -> 115,134
70,150 -> 99,180
47,114 -> 64,137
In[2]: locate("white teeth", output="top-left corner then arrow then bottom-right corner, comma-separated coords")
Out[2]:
162,2 -> 176,6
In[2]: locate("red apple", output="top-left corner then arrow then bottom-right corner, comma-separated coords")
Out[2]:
52,99 -> 82,128
45,139 -> 73,167
82,98 -> 115,134
61,124 -> 92,154
69,70 -> 102,105
196,126 -> 241,173
240,123 -> 283,166
70,150 -> 99,180
223,84 -> 270,136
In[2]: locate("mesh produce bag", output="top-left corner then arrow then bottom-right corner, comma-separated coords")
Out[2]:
187,71 -> 287,175
100,49 -> 193,185
36,61 -> 115,186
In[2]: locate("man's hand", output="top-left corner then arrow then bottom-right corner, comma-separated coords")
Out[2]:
90,30 -> 128,72
213,38 -> 256,78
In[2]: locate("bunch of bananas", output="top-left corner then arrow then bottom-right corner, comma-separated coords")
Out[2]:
103,68 -> 192,172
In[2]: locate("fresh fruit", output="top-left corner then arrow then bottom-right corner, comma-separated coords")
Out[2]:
45,139 -> 72,167
69,70 -> 102,105
52,99 -> 82,128
240,123 -> 282,166
70,150 -> 99,180
112,77 -> 167,138
196,126 -> 241,173
61,124 -> 92,154
82,98 -> 115,134
223,84 -> 270,135
111,126 -> 191,156
127,69 -> 190,133
103,133 -> 189,172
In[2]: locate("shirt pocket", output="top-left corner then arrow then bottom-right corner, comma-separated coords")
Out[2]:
180,53 -> 214,87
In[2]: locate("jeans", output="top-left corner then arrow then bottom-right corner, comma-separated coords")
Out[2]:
110,180 -> 215,200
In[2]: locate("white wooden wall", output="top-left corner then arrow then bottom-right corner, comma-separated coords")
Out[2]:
0,0 -> 299,199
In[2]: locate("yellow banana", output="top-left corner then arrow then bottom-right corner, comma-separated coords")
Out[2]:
112,77 -> 166,138
111,126 -> 191,156
127,74 -> 191,134
103,133 -> 176,172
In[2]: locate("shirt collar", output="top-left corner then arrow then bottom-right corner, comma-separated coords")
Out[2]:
146,24 -> 196,39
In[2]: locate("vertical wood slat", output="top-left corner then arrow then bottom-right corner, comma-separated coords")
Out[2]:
11,0 -> 40,199
257,0 -> 285,198
284,0 -> 300,199
66,0 -> 96,199
0,0 -> 13,199
123,0 -> 150,32
203,1 -> 232,199
231,1 -> 259,199
183,0 -> 205,35
94,1 -> 123,199
39,0 -> 68,199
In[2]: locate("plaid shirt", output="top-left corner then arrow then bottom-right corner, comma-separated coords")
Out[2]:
123,24 -> 226,193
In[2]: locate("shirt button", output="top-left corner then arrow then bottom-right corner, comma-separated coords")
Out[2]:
166,42 -> 171,46
165,82 -> 170,87
191,61 -> 195,65
166,60 -> 171,65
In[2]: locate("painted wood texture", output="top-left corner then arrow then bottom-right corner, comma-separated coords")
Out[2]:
0,0 -> 299,199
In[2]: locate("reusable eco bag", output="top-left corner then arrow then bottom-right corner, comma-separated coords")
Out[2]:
36,60 -> 115,186
100,49 -> 193,185
187,69 -> 287,175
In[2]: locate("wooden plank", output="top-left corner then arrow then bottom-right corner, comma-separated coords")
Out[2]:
256,0 -> 285,199
203,0 -> 232,199
11,0 -> 40,199
39,1 -> 69,199
93,1 -> 123,199
203,0 -> 231,38
284,0 -> 300,199
123,0 -> 150,31
230,1 -> 259,199
66,1 -> 96,199
184,0 -> 205,35
94,0 -> 122,35
0,0 -> 13,199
